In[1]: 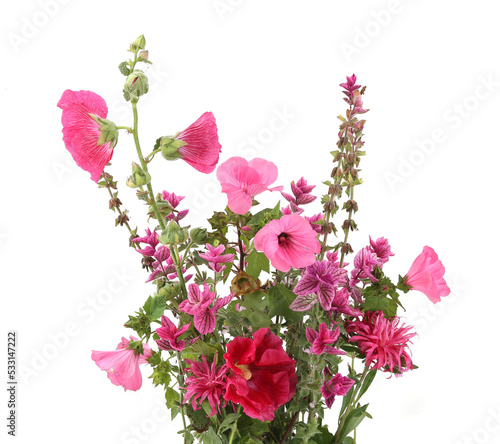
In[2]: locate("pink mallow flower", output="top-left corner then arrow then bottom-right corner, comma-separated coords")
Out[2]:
156,315 -> 197,352
369,236 -> 394,265
291,260 -> 347,311
405,246 -> 450,304
350,246 -> 380,286
199,243 -> 235,273
306,323 -> 346,355
321,368 -> 355,408
163,191 -> 189,223
346,311 -> 416,374
216,157 -> 283,215
255,214 -> 321,272
58,90 -> 117,182
179,283 -> 233,335
176,112 -> 222,173
183,354 -> 228,416
91,336 -> 151,391
133,228 -> 159,257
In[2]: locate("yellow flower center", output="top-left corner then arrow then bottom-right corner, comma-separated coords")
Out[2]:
236,364 -> 252,380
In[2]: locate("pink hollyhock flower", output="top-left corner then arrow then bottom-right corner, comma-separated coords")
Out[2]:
255,214 -> 321,272
162,191 -> 189,223
405,246 -> 450,303
91,336 -> 151,391
321,368 -> 355,408
179,283 -> 233,335
216,157 -> 283,215
156,315 -> 196,352
183,354 -> 228,416
346,311 -> 416,374
369,236 -> 394,265
175,112 -> 222,173
223,328 -> 297,421
199,244 -> 235,273
291,260 -> 347,311
350,247 -> 380,286
57,89 -> 117,183
306,323 -> 346,355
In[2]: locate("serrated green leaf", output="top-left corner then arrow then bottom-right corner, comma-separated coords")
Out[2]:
268,283 -> 303,322
165,387 -> 179,409
245,250 -> 269,279
143,293 -> 167,320
118,61 -> 131,76
239,291 -> 271,328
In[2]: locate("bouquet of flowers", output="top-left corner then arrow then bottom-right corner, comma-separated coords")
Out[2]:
57,36 -> 450,443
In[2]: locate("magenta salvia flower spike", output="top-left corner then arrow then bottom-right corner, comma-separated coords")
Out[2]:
58,36 -> 451,443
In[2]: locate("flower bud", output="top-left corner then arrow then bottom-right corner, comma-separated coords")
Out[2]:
126,162 -> 151,188
123,71 -> 149,103
189,227 -> 208,245
230,271 -> 261,297
156,282 -> 181,299
130,35 -> 146,51
159,221 -> 189,246
89,115 -> 119,148
160,136 -> 187,161
139,50 -> 149,61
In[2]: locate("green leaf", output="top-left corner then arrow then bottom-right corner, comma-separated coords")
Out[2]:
118,61 -> 131,76
201,427 -> 223,444
165,387 -> 179,409
143,292 -> 167,321
218,413 -> 241,434
363,295 -> 397,318
358,369 -> 377,399
337,404 -> 371,443
186,403 -> 211,433
239,291 -> 271,328
245,250 -> 270,279
268,283 -> 304,322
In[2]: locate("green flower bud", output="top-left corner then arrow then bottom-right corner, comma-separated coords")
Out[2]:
126,162 -> 151,188
130,35 -> 146,51
123,70 -> 149,103
127,340 -> 144,357
190,227 -> 208,246
89,115 -> 119,148
160,136 -> 186,161
156,282 -> 181,299
159,221 -> 189,246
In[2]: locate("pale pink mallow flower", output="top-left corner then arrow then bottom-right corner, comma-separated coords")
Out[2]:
57,90 -> 116,182
405,246 -> 450,303
306,323 -> 346,356
199,244 -> 235,273
156,316 -> 197,352
346,311 -> 416,374
179,283 -> 233,335
183,355 -> 228,416
255,214 -> 321,272
216,157 -> 283,215
177,112 -> 222,173
91,336 -> 151,391
321,368 -> 355,408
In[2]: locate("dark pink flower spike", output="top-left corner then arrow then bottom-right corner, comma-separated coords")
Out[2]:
405,246 -> 450,303
176,112 -> 222,173
156,316 -> 191,352
199,244 -> 235,273
306,323 -> 346,356
321,368 -> 355,408
369,236 -> 394,265
58,89 -> 116,182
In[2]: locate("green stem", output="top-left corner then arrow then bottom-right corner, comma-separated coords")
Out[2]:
171,244 -> 188,298
339,186 -> 353,268
131,101 -> 166,231
116,126 -> 133,131
334,365 -> 370,443
228,405 -> 242,444
176,351 -> 188,444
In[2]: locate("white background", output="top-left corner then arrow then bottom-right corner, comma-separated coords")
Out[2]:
1,1 -> 499,443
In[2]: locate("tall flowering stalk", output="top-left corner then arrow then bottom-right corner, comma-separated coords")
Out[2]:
59,36 -> 451,443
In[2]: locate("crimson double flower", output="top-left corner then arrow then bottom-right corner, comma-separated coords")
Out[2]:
223,328 -> 297,421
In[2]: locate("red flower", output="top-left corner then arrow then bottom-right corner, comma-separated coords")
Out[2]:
57,89 -> 117,182
223,328 -> 296,421
177,112 -> 222,173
